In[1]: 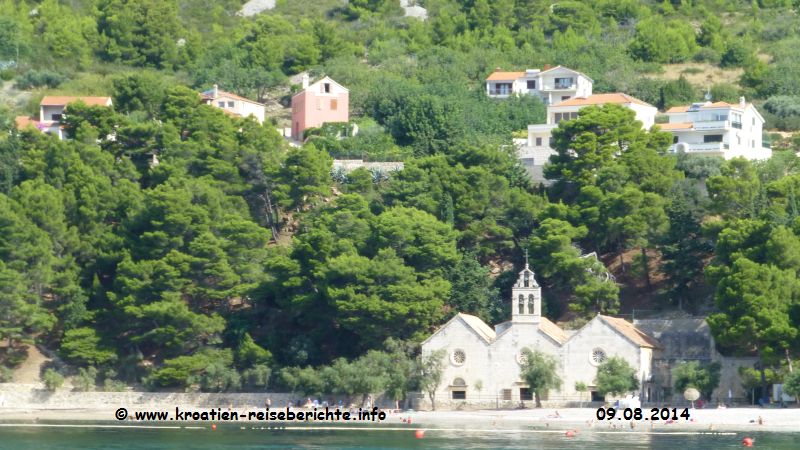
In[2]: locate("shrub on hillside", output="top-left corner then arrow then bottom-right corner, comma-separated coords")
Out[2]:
43,368 -> 65,391
14,70 -> 67,89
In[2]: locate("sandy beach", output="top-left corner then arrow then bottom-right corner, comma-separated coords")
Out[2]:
1,406 -> 798,433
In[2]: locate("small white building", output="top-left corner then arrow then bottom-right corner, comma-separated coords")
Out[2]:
419,260 -> 659,409
521,93 -> 657,183
485,65 -> 593,105
15,96 -> 113,140
201,85 -> 266,124
660,98 -> 771,160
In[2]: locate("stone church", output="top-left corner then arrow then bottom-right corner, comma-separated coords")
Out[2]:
419,260 -> 661,408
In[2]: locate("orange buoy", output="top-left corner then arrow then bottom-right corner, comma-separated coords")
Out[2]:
742,437 -> 754,447
414,429 -> 425,439
565,430 -> 575,437
211,424 -> 217,431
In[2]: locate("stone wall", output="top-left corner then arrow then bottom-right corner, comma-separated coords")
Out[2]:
0,384 -> 389,410
634,318 -> 759,404
332,160 -> 404,173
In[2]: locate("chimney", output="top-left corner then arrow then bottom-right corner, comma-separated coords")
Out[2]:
302,73 -> 309,89
212,84 -> 218,98
543,64 -> 551,71
739,96 -> 746,107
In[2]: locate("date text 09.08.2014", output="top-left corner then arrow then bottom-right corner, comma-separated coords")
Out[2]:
596,407 -> 690,421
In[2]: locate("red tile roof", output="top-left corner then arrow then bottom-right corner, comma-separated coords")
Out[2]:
658,122 -> 693,130
555,93 -> 654,107
40,96 -> 112,106
599,315 -> 660,348
486,71 -> 525,81
538,317 -> 569,344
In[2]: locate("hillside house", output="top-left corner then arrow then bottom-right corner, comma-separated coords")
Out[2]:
15,96 -> 113,140
521,93 -> 657,183
201,85 -> 266,124
485,65 -> 593,105
660,98 -> 771,160
291,75 -> 349,141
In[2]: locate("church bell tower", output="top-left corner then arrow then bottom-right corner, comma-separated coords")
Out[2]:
512,251 -> 541,323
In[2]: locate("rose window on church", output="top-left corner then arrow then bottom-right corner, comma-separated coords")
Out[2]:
451,349 -> 466,366
591,348 -> 607,365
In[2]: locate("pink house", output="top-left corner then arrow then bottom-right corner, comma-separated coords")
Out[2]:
291,75 -> 349,140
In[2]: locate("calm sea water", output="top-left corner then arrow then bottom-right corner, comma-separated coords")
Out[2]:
0,424 -> 796,449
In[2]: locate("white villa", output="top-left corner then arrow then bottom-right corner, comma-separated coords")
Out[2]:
520,93 -> 657,183
15,96 -> 113,140
660,98 -> 771,160
420,260 -> 659,409
485,65 -> 593,105
201,84 -> 266,124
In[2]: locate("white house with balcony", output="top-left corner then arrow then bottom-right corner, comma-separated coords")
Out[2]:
485,65 -> 592,105
520,93 -> 657,183
660,98 -> 771,160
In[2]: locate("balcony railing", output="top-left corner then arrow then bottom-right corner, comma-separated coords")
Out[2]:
542,84 -> 576,90
489,89 -> 512,96
670,142 -> 729,153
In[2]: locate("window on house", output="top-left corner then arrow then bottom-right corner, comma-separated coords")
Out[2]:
323,83 -> 331,93
491,83 -> 513,95
502,389 -> 512,401
218,101 -> 225,107
452,390 -> 466,400
228,101 -> 234,108
331,99 -> 338,110
51,113 -> 63,121
527,80 -> 536,90
561,96 -> 570,101
535,137 -> 542,146
703,134 -> 723,143
520,388 -> 533,401
554,77 -> 574,89
554,113 -> 563,123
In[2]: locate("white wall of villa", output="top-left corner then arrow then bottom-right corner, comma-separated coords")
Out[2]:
662,98 -> 771,160
485,66 -> 593,105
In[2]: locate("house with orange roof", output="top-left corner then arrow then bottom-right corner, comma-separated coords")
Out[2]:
485,65 -> 593,105
520,93 -> 657,183
15,96 -> 113,140
201,84 -> 266,124
420,257 -> 662,408
291,74 -> 349,140
660,97 -> 770,160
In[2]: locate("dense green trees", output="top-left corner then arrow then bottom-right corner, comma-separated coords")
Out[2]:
596,356 -> 639,397
672,361 -> 721,400
1,0 -> 800,400
520,349 -> 562,407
